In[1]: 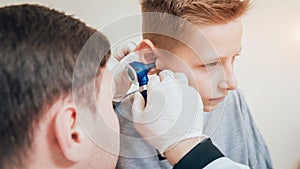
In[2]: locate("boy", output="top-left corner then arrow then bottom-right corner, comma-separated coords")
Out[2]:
115,0 -> 273,168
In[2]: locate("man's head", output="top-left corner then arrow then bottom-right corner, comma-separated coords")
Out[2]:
0,4 -> 119,169
137,0 -> 250,111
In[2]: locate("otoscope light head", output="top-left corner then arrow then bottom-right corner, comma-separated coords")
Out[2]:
126,61 -> 156,86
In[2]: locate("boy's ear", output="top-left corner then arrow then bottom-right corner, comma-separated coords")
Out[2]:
135,39 -> 161,75
54,105 -> 83,163
135,39 -> 156,52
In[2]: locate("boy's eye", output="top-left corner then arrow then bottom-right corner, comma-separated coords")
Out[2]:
204,62 -> 218,68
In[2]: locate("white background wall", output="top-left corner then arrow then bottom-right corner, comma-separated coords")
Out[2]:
1,0 -> 299,168
237,1 -> 300,169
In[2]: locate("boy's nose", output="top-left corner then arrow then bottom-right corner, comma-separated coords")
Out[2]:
218,68 -> 238,91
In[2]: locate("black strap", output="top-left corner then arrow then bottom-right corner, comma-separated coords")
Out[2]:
157,149 -> 167,161
173,138 -> 224,169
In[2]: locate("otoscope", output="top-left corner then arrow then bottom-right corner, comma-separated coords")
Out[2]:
126,61 -> 166,160
126,61 -> 156,104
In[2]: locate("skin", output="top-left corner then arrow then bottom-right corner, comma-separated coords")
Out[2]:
149,18 -> 242,112
27,67 -> 120,169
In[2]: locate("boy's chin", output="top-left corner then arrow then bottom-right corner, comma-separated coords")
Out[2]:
203,104 -> 218,112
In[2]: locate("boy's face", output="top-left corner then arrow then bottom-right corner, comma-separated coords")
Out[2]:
156,19 -> 242,112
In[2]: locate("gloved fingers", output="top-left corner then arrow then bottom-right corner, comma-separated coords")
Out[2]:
159,70 -> 175,83
132,92 -> 145,117
147,75 -> 160,93
121,41 -> 137,55
187,86 -> 204,111
113,41 -> 137,61
174,72 -> 188,86
181,114 -> 204,140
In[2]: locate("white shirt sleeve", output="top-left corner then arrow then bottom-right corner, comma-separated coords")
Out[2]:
204,157 -> 250,169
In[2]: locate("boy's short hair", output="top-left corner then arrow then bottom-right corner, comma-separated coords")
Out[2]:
140,0 -> 251,50
0,4 -> 110,169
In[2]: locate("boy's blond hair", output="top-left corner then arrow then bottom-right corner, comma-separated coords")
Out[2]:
140,0 -> 251,50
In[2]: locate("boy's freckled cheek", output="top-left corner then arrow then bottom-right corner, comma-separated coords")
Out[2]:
192,69 -> 211,98
195,67 -> 224,99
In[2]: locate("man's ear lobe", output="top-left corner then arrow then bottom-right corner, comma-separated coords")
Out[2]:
54,106 -> 82,163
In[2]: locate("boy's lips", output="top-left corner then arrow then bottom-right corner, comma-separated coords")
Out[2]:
209,96 -> 225,103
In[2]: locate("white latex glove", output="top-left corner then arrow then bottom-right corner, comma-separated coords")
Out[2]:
112,41 -> 137,61
110,52 -> 140,102
108,41 -> 138,102
132,70 -> 205,154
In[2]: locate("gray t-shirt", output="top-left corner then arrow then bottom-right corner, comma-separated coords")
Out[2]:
115,89 -> 274,169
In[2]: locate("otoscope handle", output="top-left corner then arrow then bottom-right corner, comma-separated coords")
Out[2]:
127,61 -> 156,106
140,90 -> 147,105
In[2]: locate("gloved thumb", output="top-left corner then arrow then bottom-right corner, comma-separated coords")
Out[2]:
132,92 -> 146,120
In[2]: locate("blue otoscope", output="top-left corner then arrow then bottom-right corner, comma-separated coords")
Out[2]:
126,61 -> 156,104
126,61 -> 166,160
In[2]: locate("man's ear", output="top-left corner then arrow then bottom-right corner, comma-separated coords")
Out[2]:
54,105 -> 82,163
135,39 -> 161,75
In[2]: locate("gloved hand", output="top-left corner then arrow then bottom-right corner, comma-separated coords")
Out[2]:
108,41 -> 138,102
109,41 -> 158,102
132,70 -> 205,154
112,41 -> 137,62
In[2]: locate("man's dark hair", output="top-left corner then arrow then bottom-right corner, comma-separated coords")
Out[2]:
0,4 -> 110,168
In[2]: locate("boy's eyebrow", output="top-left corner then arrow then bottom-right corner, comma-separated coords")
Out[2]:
200,47 -> 242,64
222,47 -> 242,58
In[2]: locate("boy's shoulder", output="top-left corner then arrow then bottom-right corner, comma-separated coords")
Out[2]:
225,88 -> 248,114
227,88 -> 245,103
